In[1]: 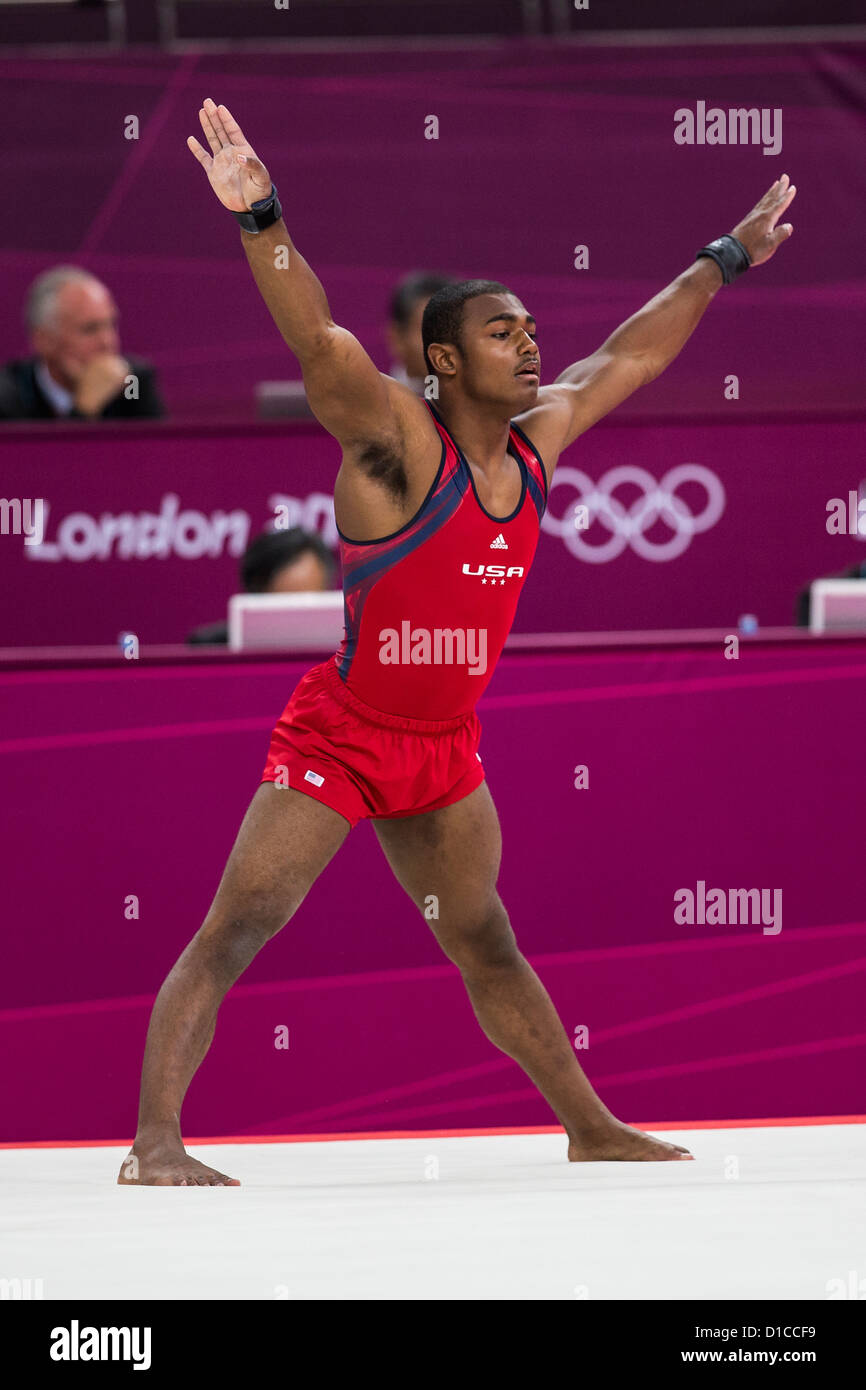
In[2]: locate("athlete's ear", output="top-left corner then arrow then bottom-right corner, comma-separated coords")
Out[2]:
426,342 -> 458,378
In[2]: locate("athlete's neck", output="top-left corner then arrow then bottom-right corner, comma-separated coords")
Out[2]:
434,396 -> 513,475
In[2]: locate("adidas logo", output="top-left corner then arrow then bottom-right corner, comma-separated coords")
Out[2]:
489,533 -> 508,550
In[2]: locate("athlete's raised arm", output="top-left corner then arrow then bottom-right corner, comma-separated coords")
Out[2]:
187,99 -> 407,454
521,175 -> 797,462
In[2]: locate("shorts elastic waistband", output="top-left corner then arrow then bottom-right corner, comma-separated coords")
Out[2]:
321,655 -> 474,734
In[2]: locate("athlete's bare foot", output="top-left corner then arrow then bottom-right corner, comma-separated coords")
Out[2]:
116,1143 -> 240,1186
568,1118 -> 694,1162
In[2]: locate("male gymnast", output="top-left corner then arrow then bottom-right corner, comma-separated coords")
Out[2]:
119,99 -> 795,1184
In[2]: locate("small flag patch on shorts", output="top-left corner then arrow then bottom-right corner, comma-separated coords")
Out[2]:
304,769 -> 325,787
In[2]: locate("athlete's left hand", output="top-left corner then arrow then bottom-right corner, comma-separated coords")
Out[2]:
729,173 -> 797,267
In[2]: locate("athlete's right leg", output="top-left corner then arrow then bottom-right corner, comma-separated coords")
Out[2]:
117,784 -> 350,1186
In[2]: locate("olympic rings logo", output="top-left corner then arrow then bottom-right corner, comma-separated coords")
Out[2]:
541,464 -> 726,563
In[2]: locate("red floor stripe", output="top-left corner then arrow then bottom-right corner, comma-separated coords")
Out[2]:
1,1115 -> 864,1149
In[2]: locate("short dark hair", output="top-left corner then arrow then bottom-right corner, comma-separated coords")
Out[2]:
388,271 -> 458,329
241,527 -> 336,593
421,279 -> 513,375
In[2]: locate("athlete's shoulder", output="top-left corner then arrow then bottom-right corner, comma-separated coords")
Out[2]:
508,412 -> 549,516
511,385 -> 573,487
378,373 -> 440,435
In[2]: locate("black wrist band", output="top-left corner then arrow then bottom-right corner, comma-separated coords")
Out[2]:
232,182 -> 282,234
696,233 -> 751,285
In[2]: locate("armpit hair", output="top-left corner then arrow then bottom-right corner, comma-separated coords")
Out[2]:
355,437 -> 409,501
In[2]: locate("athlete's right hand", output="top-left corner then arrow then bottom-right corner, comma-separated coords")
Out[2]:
187,98 -> 274,213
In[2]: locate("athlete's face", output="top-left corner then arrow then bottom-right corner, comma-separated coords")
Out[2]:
457,294 -> 540,407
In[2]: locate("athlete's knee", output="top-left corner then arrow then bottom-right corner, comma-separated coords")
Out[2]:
435,898 -> 518,971
200,886 -> 300,961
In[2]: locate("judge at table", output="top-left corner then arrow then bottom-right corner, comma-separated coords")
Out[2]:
0,265 -> 164,421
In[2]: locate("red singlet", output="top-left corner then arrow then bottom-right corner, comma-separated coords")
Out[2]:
260,401 -> 548,826
334,399 -> 548,719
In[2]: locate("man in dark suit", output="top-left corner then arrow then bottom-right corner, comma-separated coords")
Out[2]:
0,265 -> 164,420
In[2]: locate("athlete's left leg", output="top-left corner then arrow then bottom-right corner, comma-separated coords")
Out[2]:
372,781 -> 693,1161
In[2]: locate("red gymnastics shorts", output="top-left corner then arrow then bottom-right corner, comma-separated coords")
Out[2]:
260,654 -> 485,829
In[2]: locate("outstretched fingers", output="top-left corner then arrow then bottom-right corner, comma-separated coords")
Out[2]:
215,102 -> 248,147
202,96 -> 247,149
770,183 -> 797,230
766,174 -> 796,243
186,135 -> 213,171
199,99 -> 225,154
762,173 -> 795,212
757,173 -> 788,214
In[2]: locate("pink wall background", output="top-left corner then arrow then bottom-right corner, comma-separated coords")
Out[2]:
0,41 -> 864,421
2,638 -> 864,1141
2,414 -> 864,643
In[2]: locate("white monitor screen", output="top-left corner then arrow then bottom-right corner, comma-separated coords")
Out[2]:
228,592 -> 344,652
809,579 -> 866,632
